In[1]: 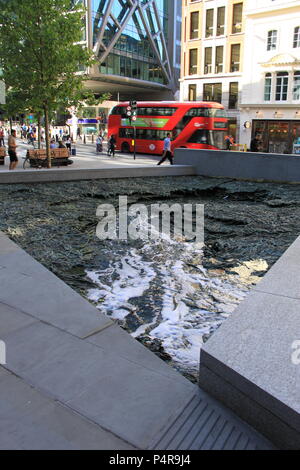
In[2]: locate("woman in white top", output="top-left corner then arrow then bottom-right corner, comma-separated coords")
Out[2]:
96,135 -> 103,153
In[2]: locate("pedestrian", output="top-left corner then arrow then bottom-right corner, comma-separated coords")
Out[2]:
250,133 -> 262,152
0,127 -> 5,147
108,134 -> 116,157
65,135 -> 72,153
21,124 -> 27,141
225,134 -> 234,150
96,134 -> 103,153
7,129 -> 18,170
157,132 -> 174,165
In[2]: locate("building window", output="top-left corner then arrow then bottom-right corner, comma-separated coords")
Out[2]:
293,71 -> 300,100
204,47 -> 212,74
229,82 -> 239,109
232,3 -> 243,34
230,44 -> 240,72
190,12 -> 199,40
217,7 -> 225,36
203,83 -> 222,103
189,49 -> 198,75
276,72 -> 288,101
205,9 -> 214,38
264,73 -> 272,101
215,46 -> 224,74
294,27 -> 300,48
188,84 -> 197,101
267,30 -> 277,51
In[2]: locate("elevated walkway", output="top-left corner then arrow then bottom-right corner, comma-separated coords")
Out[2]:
0,232 -> 273,449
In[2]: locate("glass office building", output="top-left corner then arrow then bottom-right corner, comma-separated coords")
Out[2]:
84,0 -> 180,100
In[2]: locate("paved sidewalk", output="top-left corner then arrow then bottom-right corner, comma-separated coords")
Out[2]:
0,141 -> 195,183
0,232 -> 274,449
0,140 -> 161,171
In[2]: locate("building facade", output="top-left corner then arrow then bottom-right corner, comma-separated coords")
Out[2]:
180,0 -> 245,141
239,0 -> 300,154
84,0 -> 181,101
72,0 -> 181,137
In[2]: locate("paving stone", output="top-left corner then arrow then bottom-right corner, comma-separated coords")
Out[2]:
0,302 -> 37,338
4,320 -> 195,449
87,324 -> 189,381
0,369 -> 134,450
0,243 -> 113,338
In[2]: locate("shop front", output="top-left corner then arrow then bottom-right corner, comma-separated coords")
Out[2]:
252,120 -> 300,154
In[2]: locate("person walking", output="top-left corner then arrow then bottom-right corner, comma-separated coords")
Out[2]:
157,133 -> 174,165
108,134 -> 116,157
0,127 -> 5,147
7,129 -> 18,170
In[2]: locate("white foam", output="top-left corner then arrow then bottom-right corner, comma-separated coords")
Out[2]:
86,238 -> 265,376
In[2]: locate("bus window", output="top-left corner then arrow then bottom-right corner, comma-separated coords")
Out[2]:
119,128 -> 166,140
110,106 -> 126,115
137,107 -> 178,116
188,130 -> 210,144
214,121 -> 227,128
210,130 -> 227,150
186,108 -> 209,117
214,109 -> 227,118
188,129 -> 227,149
185,107 -> 227,118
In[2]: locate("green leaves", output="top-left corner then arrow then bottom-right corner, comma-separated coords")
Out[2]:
0,0 -> 102,118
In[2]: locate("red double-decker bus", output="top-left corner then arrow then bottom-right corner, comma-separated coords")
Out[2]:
108,101 -> 228,155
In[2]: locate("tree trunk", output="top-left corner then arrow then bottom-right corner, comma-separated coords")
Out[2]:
37,113 -> 42,149
9,118 -> 13,134
44,106 -> 51,168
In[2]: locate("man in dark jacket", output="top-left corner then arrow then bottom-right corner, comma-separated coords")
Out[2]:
250,133 -> 262,152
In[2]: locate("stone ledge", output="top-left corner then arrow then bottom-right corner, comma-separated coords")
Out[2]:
175,149 -> 300,183
0,165 -> 196,184
199,235 -> 300,449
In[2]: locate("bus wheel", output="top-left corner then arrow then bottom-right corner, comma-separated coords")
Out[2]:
121,142 -> 130,153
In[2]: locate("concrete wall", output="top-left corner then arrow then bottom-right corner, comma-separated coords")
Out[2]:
0,165 -> 195,185
175,148 -> 300,183
199,234 -> 300,449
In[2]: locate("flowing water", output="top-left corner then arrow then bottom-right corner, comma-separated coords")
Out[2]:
0,177 -> 299,381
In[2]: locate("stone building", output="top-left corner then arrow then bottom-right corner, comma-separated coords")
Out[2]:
180,0 -> 245,141
239,0 -> 300,154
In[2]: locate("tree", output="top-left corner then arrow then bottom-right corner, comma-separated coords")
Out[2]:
0,0 -> 109,167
